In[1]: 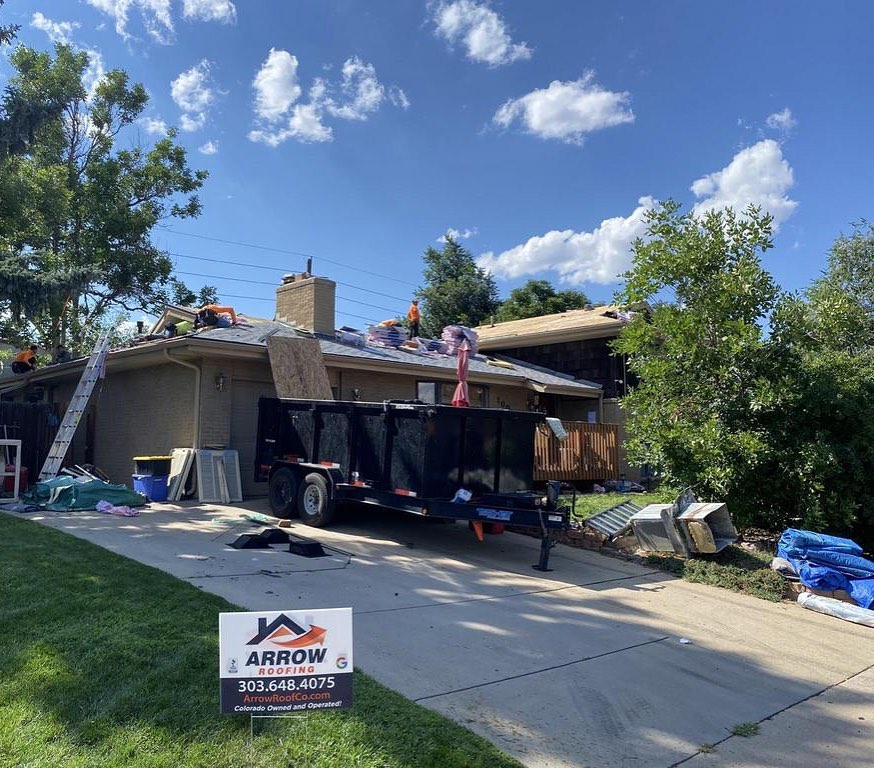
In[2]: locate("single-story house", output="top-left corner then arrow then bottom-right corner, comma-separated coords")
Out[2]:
475,306 -> 643,479
1,274 -> 605,496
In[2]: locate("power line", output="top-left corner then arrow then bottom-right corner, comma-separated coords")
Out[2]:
172,269 -> 401,314
169,250 -> 305,273
158,225 -> 420,288
218,292 -> 380,326
170,257 -> 411,303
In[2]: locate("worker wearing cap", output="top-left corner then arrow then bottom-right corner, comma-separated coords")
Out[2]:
407,299 -> 421,339
11,344 -> 38,374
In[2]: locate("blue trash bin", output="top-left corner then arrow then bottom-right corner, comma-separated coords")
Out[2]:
132,474 -> 169,502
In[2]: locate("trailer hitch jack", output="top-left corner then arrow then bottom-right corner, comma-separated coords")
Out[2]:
532,506 -> 557,571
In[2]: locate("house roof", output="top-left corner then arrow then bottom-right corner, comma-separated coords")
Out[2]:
475,305 -> 634,349
1,313 -> 601,399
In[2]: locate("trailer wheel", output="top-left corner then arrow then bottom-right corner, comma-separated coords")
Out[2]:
268,467 -> 299,518
297,473 -> 334,527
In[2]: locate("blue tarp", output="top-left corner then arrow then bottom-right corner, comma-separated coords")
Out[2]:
778,528 -> 874,609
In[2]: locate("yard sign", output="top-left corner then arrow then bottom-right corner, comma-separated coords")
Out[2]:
219,608 -> 353,714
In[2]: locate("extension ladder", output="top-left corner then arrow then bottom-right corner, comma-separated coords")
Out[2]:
38,330 -> 112,480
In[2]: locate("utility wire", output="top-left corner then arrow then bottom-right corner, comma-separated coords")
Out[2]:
158,225 -> 420,288
218,292 -> 380,326
171,257 -> 410,303
172,269 -> 401,314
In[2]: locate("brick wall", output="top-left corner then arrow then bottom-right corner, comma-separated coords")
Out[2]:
275,277 -> 336,335
92,363 -> 195,483
331,366 -> 533,410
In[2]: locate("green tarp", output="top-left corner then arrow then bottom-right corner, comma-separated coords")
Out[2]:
22,477 -> 147,511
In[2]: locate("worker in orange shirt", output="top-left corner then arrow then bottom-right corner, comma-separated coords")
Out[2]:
407,299 -> 421,339
11,344 -> 38,374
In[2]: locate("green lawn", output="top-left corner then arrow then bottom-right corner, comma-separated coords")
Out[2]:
0,513 -> 522,768
570,489 -> 677,522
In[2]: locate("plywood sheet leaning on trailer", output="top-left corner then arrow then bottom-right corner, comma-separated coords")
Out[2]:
266,336 -> 333,399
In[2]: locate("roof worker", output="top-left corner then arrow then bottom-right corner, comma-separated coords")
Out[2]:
196,304 -> 237,329
11,344 -> 38,374
407,298 -> 421,340
53,344 -> 72,365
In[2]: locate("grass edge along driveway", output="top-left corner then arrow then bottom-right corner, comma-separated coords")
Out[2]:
0,513 -> 522,768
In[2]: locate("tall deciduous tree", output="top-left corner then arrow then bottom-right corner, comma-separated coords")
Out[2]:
613,201 -> 784,517
0,43 -> 210,351
417,236 -> 499,336
494,279 -> 590,322
615,202 -> 874,540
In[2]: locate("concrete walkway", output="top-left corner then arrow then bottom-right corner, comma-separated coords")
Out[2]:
11,500 -> 873,768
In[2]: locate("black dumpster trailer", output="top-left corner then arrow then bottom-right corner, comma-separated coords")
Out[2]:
255,398 -> 570,570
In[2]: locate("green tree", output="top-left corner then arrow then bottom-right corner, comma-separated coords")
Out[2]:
0,0 -> 18,45
805,221 -> 874,350
615,202 -> 874,540
494,279 -> 590,322
417,236 -> 499,336
613,201 -> 784,519
0,43 -> 210,352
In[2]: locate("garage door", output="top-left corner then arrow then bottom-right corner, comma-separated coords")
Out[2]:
231,379 -> 276,497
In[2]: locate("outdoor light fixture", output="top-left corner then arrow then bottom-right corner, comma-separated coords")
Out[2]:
352,388 -> 361,400
215,373 -> 226,392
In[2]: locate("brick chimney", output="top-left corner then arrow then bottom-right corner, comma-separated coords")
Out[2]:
275,273 -> 336,335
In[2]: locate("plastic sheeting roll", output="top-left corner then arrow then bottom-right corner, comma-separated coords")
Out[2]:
797,592 -> 874,628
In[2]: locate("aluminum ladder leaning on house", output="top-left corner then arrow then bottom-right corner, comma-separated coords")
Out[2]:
38,330 -> 112,481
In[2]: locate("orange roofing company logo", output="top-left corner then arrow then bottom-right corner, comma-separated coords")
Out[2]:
247,614 -> 327,648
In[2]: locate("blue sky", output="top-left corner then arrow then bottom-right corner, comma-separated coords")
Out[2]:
4,0 -> 873,328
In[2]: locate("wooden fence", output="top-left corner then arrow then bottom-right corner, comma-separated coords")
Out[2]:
534,420 -> 619,482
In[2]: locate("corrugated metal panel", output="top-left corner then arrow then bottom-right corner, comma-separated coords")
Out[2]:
585,500 -> 643,537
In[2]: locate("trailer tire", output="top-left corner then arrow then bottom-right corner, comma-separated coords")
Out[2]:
297,473 -> 334,527
268,467 -> 299,518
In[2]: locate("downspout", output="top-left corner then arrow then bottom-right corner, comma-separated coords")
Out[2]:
164,349 -> 201,448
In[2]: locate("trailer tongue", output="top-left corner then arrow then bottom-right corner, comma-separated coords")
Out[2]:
255,398 -> 570,571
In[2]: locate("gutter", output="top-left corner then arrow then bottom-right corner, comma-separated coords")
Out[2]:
164,349 -> 200,448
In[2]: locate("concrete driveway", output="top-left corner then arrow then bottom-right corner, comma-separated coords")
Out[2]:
13,500 -> 873,768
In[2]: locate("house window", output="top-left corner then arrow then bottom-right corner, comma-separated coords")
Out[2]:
417,381 -> 488,407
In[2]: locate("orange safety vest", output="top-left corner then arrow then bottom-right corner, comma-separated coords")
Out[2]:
407,304 -> 420,322
14,349 -> 35,364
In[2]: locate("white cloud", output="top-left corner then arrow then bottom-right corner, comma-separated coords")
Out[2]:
433,0 -> 531,66
478,141 -> 799,285
389,85 -> 410,110
198,139 -> 219,155
477,197 -> 654,284
439,227 -> 477,243
171,60 -> 215,132
141,116 -> 168,134
252,49 -> 301,121
82,48 -> 107,96
31,12 -> 80,43
765,107 -> 797,133
691,139 -> 797,228
182,0 -> 236,24
248,50 -> 403,147
85,0 -> 174,44
493,71 -> 634,144
289,103 -> 333,143
325,57 -> 385,121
